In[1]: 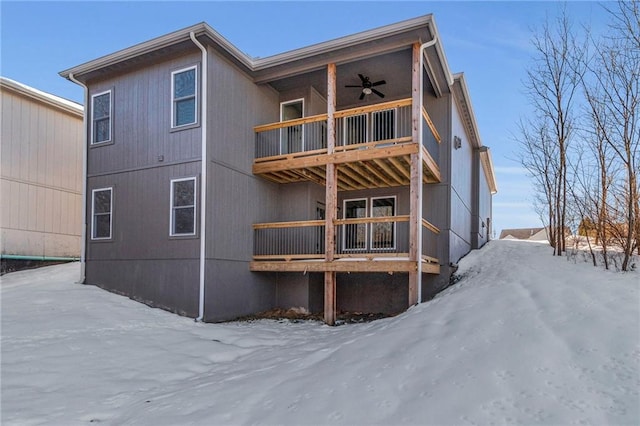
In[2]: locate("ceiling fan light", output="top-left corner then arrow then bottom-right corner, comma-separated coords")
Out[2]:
363,87 -> 372,95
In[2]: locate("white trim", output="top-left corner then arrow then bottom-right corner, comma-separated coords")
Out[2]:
342,197 -> 368,252
169,176 -> 197,237
90,90 -> 112,145
279,98 -> 304,154
370,195 -> 397,251
68,73 -> 87,284
91,187 -> 113,240
171,65 -> 198,129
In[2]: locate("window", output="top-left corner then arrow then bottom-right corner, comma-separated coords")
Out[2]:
371,197 -> 396,250
342,196 -> 396,251
170,177 -> 196,236
171,66 -> 197,128
91,188 -> 112,240
91,91 -> 111,144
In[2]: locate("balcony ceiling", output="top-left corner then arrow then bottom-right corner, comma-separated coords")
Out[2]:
268,49 -> 413,110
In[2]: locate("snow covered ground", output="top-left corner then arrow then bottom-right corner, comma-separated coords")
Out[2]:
2,240 -> 638,425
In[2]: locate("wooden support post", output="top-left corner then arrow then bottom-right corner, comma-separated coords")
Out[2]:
408,42 -> 422,306
324,63 -> 338,325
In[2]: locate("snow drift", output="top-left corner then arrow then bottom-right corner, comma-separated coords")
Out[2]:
1,240 -> 638,425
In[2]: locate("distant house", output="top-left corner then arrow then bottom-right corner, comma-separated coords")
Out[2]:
499,227 -> 548,241
1,77 -> 83,272
60,15 -> 497,324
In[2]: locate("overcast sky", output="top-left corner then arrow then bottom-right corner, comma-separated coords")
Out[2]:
1,1 -> 611,234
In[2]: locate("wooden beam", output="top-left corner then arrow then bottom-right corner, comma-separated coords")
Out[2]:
421,218 -> 441,234
372,159 -> 406,185
388,156 -> 411,180
334,215 -> 409,226
253,219 -> 325,230
421,107 -> 442,143
333,98 -> 412,119
356,161 -> 397,187
422,146 -> 442,182
250,260 -> 420,273
338,164 -> 372,188
253,142 -> 419,175
325,62 -> 338,326
254,113 -> 328,132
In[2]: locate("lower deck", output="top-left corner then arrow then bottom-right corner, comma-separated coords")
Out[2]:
250,255 -> 440,274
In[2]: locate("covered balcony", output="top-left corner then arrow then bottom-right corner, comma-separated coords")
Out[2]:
253,98 -> 441,191
250,215 -> 440,274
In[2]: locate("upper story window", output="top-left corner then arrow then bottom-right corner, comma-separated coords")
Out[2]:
170,177 -> 197,236
91,187 -> 113,240
91,91 -> 111,144
171,66 -> 197,128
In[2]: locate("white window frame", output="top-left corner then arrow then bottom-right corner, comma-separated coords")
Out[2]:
342,197 -> 368,252
169,177 -> 197,237
171,65 -> 198,129
91,90 -> 112,145
370,196 -> 397,251
279,98 -> 305,154
91,187 -> 113,240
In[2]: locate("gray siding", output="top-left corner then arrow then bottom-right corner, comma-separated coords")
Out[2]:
87,50 -> 202,176
84,51 -> 206,317
203,45 -> 282,321
86,162 -> 201,316
449,95 -> 473,264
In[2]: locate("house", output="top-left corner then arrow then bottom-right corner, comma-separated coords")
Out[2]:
60,15 -> 497,324
1,77 -> 83,274
499,227 -> 548,241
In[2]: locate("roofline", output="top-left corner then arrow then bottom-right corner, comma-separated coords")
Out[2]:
252,14 -> 436,69
479,146 -> 498,194
59,22 -> 255,80
60,14 -> 452,83
0,76 -> 83,117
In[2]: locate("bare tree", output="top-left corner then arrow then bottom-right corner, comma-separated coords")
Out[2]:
519,9 -> 586,255
582,0 -> 640,270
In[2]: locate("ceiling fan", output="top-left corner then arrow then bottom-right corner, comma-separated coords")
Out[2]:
345,74 -> 386,100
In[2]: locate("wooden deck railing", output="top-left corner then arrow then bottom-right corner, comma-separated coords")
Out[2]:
253,216 -> 440,261
255,98 -> 436,161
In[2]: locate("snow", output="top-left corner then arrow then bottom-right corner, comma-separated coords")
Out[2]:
2,240 -> 639,425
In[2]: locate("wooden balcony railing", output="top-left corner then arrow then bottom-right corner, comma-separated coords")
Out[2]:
253,99 -> 443,189
255,99 -> 425,161
253,216 -> 440,262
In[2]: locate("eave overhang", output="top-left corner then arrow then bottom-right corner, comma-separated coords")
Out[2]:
451,73 -> 497,194
0,76 -> 83,117
59,14 -> 454,90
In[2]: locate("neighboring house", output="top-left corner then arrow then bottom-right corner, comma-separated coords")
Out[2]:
1,77 -> 83,272
60,14 -> 497,324
499,227 -> 548,241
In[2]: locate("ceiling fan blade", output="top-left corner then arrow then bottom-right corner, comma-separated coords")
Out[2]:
359,91 -> 366,100
358,73 -> 367,83
371,80 -> 386,87
345,85 -> 362,88
372,88 -> 385,98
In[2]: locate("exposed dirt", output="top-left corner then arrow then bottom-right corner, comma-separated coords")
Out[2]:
234,308 -> 395,324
